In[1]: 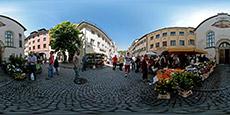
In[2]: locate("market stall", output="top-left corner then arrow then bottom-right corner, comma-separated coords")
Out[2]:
154,47 -> 215,99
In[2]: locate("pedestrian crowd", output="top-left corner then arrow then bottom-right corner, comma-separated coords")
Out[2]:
111,52 -> 210,84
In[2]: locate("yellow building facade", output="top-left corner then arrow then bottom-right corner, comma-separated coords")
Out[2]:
148,27 -> 195,53
128,27 -> 196,56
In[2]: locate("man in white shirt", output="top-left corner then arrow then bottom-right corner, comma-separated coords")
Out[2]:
124,52 -> 132,77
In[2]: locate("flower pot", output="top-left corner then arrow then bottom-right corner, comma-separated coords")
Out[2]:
178,89 -> 193,98
157,93 -> 170,99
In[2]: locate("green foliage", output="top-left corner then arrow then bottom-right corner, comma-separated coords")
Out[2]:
118,50 -> 127,55
171,72 -> 194,90
49,21 -> 83,62
155,79 -> 176,94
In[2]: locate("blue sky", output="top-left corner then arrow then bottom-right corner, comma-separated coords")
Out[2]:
1,0 -> 230,50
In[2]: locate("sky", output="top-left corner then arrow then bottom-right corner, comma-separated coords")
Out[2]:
1,0 -> 230,50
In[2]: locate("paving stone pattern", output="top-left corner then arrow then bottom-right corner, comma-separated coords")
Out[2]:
0,64 -> 229,114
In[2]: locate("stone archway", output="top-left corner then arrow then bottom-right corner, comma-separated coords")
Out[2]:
216,39 -> 230,64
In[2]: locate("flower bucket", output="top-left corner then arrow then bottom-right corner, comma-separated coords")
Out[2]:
178,90 -> 193,98
157,93 -> 170,99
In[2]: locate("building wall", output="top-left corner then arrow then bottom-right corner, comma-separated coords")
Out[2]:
78,22 -> 117,59
25,29 -> 51,58
148,27 -> 195,53
0,15 -> 26,61
129,27 -> 195,57
195,13 -> 230,63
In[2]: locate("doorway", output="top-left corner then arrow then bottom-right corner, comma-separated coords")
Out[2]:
219,42 -> 230,64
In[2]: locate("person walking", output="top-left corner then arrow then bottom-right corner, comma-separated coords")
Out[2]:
27,52 -> 37,80
54,58 -> 59,75
81,55 -> 87,71
73,51 -> 81,83
124,52 -> 132,77
135,56 -> 141,73
118,55 -> 124,71
112,55 -> 118,70
47,51 -> 54,79
141,55 -> 148,82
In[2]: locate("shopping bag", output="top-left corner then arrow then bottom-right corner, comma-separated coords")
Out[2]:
30,73 -> 35,81
152,76 -> 158,84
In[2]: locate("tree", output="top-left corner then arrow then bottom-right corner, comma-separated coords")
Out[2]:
118,50 -> 127,56
49,21 -> 82,62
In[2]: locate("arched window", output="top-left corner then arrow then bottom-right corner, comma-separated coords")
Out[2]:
5,31 -> 14,47
206,31 -> 215,47
219,42 -> 230,48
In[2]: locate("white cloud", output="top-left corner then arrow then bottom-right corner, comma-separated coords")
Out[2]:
169,6 -> 230,28
0,6 -> 21,14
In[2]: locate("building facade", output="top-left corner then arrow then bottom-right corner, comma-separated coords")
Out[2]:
128,35 -> 147,57
25,28 -> 51,59
25,21 -> 117,60
195,13 -> 230,64
128,27 -> 195,57
0,15 -> 26,62
77,21 -> 117,59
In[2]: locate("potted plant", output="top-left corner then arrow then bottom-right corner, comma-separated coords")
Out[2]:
155,78 -> 176,99
172,72 -> 194,98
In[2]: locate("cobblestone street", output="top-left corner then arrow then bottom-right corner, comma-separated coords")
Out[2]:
0,64 -> 230,114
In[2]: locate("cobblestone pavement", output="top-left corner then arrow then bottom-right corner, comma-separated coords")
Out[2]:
0,64 -> 229,114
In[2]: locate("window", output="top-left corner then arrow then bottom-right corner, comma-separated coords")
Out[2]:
150,36 -> 154,40
206,31 -> 215,47
170,32 -> 176,36
219,42 -> 230,48
43,37 -> 46,41
33,40 -> 35,43
19,33 -> 22,48
150,44 -> 154,49
170,40 -> 176,46
162,32 -> 167,37
37,39 -> 40,42
97,42 -> 100,47
29,47 -> 31,50
155,42 -> 160,47
189,39 -> 195,45
163,41 -> 167,47
33,46 -> 35,50
91,30 -> 95,34
37,45 -> 40,49
179,40 -> 185,46
5,31 -> 14,47
43,44 -> 46,48
156,34 -> 160,38
189,30 -> 194,35
90,39 -> 95,45
179,31 -> 184,36
29,42 -> 31,45
97,34 -> 100,37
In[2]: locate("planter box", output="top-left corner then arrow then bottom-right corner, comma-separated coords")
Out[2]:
157,93 -> 170,99
178,90 -> 193,98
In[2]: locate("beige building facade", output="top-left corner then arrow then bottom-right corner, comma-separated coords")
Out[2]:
128,27 -> 195,57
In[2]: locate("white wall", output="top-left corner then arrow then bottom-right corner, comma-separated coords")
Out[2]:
81,26 -> 116,58
0,16 -> 26,61
195,13 -> 230,60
